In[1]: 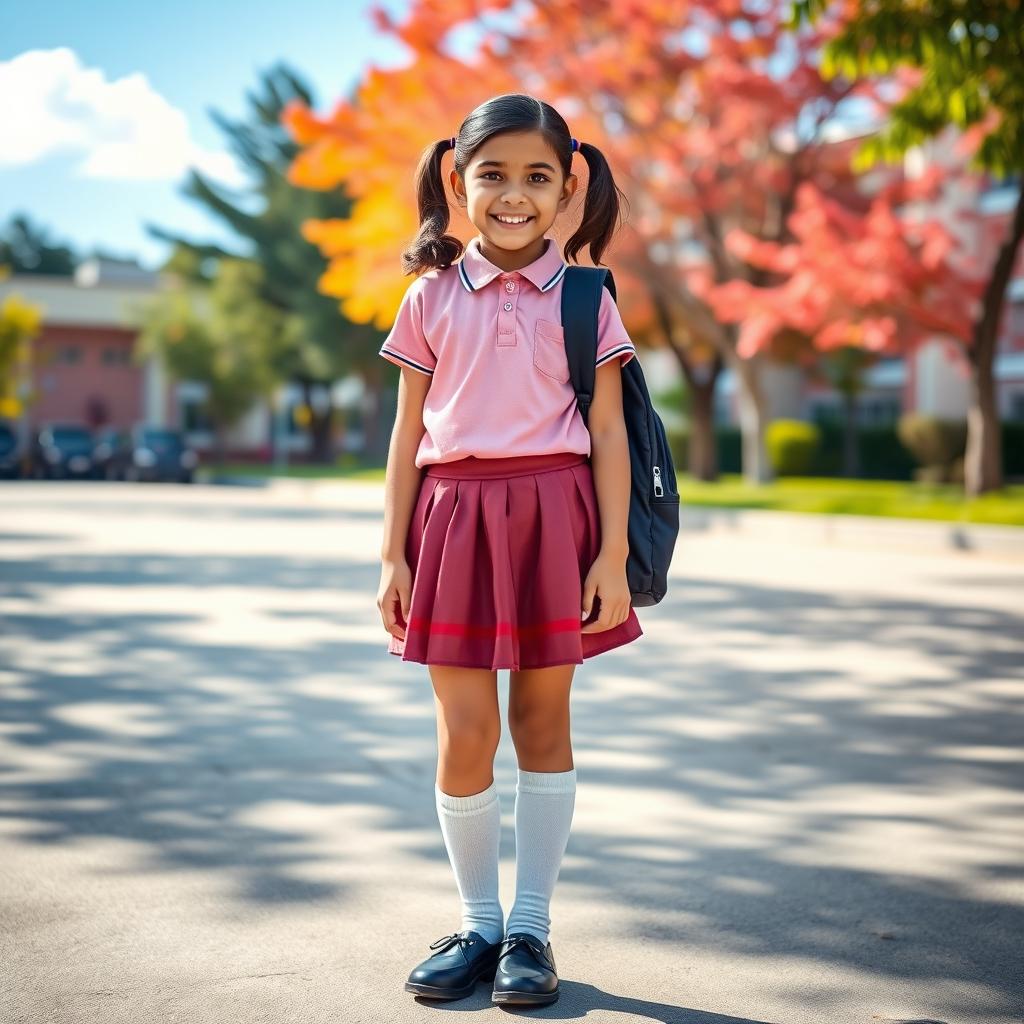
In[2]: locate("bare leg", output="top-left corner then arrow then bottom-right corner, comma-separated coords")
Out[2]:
507,663 -> 575,771
429,665 -> 501,793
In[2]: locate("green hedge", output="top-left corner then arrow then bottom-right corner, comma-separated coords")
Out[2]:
667,420 -> 1022,481
767,419 -> 821,476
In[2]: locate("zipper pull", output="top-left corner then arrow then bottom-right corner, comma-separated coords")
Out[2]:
653,465 -> 664,497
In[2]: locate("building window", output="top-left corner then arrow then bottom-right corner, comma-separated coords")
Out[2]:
999,301 -> 1024,354
1008,391 -> 1024,423
101,347 -> 132,366
57,345 -> 82,364
180,397 -> 213,432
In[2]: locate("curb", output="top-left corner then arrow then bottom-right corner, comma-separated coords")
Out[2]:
680,505 -> 1024,559
198,474 -> 1024,560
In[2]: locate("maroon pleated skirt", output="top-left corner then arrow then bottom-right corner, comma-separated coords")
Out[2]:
387,450 -> 643,670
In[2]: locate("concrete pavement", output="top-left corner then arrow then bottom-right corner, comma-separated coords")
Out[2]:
1,480 -> 1022,1024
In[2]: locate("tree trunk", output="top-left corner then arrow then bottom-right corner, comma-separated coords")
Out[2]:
688,383 -> 718,480
362,363 -> 391,464
651,288 -> 722,481
842,389 -> 860,478
212,421 -> 228,468
733,356 -> 773,484
299,379 -> 335,464
963,183 -> 1022,495
965,352 -> 1002,495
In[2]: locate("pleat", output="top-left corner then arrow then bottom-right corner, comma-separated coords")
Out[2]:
479,479 -> 517,669
388,457 -> 643,669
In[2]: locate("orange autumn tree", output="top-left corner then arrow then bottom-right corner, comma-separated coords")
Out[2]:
284,0 -> 877,483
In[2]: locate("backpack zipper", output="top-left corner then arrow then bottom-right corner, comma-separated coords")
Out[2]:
653,465 -> 664,497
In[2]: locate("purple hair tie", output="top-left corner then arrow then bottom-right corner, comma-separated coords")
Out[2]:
571,137 -> 580,152
449,136 -> 456,149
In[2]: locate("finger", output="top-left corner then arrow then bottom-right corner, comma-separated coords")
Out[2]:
581,583 -> 597,620
399,586 -> 411,622
381,590 -> 402,634
583,611 -> 613,634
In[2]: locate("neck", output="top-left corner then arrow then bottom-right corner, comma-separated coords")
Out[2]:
475,235 -> 549,273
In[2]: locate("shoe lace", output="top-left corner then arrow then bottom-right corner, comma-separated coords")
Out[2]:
498,933 -> 552,971
428,932 -> 476,959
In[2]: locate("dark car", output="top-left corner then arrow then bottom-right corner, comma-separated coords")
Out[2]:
107,425 -> 198,483
91,426 -> 129,480
0,420 -> 26,478
30,423 -> 98,479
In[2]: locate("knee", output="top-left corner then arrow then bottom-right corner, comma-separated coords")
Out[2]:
438,711 -> 501,765
508,703 -> 569,760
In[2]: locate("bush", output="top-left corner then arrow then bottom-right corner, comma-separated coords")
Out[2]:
766,419 -> 821,476
897,413 -> 967,483
666,425 -> 688,474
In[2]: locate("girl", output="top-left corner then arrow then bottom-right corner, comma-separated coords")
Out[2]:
376,93 -> 643,1007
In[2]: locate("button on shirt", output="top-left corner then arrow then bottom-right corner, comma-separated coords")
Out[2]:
378,235 -> 638,468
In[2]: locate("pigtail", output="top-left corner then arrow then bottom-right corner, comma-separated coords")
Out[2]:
400,139 -> 464,276
563,141 -> 630,268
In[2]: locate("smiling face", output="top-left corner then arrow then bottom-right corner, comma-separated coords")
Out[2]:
450,130 -> 578,269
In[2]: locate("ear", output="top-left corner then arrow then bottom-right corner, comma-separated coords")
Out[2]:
449,169 -> 466,206
558,172 -> 578,213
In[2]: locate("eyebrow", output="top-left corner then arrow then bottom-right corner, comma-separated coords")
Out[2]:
476,160 -> 557,173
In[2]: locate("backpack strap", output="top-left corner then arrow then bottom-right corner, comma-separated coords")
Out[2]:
561,266 -> 617,426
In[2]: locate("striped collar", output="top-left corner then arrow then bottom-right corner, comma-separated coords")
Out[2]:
456,235 -> 567,293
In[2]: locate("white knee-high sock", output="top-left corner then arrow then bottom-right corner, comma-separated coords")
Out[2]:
505,767 -> 577,946
434,780 -> 504,945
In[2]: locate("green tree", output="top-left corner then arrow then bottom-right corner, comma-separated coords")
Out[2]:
147,64 -> 383,462
0,213 -> 77,276
789,0 -> 1024,493
134,259 -> 292,465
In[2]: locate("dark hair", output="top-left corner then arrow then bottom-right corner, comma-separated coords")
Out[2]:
401,92 -> 629,276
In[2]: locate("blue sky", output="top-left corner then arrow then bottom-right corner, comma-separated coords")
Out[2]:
0,0 -> 409,270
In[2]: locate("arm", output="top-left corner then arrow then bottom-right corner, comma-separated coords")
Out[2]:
587,358 -> 631,563
580,357 -> 633,633
380,365 -> 430,560
378,365 -> 431,639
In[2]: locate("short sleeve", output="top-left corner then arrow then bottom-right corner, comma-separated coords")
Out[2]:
595,287 -> 637,368
378,278 -> 436,376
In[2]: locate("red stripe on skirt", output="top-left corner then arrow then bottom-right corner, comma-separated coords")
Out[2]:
387,450 -> 643,670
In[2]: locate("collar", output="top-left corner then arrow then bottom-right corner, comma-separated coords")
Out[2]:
456,235 -> 567,293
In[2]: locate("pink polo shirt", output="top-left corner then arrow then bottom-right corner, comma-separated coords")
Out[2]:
379,235 -> 637,469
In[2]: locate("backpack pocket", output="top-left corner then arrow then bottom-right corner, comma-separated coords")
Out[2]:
533,319 -> 570,383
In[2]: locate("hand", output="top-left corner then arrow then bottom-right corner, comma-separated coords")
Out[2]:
377,557 -> 413,641
580,551 -> 632,634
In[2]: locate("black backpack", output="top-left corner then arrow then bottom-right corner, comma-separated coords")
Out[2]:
560,266 -> 680,607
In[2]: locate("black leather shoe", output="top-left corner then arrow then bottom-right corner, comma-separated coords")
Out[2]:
491,931 -> 559,1005
404,929 -> 502,1000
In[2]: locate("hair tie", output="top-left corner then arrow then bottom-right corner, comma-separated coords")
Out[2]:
449,136 -> 457,149
571,137 -> 580,152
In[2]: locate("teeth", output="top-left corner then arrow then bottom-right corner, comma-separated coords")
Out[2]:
495,214 -> 530,223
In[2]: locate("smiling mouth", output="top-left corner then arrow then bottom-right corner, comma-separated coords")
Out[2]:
490,214 -> 535,226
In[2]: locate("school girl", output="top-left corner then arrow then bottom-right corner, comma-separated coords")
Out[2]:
376,92 -> 643,1006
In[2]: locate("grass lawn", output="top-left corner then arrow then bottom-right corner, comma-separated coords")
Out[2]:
201,462 -> 1024,526
678,475 -> 1024,526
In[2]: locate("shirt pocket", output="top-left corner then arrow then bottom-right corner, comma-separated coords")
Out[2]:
532,319 -> 570,384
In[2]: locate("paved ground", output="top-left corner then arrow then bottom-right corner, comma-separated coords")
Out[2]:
1,479 -> 1022,1024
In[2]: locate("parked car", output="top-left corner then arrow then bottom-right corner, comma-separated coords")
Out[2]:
0,420 -> 26,478
104,425 -> 198,483
30,423 -> 98,479
91,426 -> 129,480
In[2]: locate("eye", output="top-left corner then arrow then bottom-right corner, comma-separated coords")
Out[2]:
480,172 -> 550,183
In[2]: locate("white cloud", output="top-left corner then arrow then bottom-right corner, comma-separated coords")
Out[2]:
0,47 -> 246,186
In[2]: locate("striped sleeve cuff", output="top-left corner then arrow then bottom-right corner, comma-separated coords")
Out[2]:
379,346 -> 434,376
595,343 -> 636,368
